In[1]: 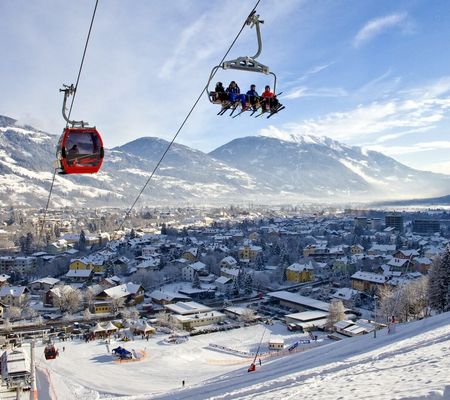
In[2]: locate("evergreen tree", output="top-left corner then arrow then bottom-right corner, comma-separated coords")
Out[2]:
237,268 -> 245,288
244,274 -> 253,295
395,234 -> 403,250
192,271 -> 201,289
428,247 -> 450,312
78,230 -> 86,251
232,278 -> 240,297
25,232 -> 33,254
161,223 -> 167,235
130,228 -> 136,239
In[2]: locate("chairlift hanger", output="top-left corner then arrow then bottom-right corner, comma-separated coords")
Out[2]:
207,11 -> 277,96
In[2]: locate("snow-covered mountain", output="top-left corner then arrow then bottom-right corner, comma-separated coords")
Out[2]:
0,116 -> 263,207
1,114 -> 450,207
210,135 -> 450,201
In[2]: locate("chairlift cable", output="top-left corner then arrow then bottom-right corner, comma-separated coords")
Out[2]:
67,0 -> 100,122
37,168 -> 57,248
118,0 -> 261,232
38,0 -> 100,249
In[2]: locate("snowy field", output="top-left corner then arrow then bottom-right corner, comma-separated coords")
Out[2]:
35,314 -> 450,400
35,322 -> 311,399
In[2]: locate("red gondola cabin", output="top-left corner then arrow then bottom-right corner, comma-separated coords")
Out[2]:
56,127 -> 104,174
44,344 -> 59,360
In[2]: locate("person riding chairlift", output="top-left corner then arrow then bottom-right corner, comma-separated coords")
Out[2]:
246,84 -> 260,111
261,85 -> 279,111
215,82 -> 228,102
226,81 -> 247,110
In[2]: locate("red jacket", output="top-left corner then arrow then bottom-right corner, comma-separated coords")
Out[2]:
262,90 -> 274,98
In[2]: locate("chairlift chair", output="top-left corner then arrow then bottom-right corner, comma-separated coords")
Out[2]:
207,11 -> 282,118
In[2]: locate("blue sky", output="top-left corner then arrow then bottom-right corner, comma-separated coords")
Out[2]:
1,0 -> 450,174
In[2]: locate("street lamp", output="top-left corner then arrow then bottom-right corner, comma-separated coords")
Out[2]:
373,295 -> 378,339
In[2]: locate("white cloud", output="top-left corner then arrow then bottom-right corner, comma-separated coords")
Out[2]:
284,86 -> 347,100
261,76 -> 450,144
353,12 -> 408,48
365,141 -> 450,156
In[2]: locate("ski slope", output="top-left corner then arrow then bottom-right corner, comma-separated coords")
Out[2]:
37,313 -> 450,400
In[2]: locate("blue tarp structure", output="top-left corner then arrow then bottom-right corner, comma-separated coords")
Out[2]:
112,346 -> 132,359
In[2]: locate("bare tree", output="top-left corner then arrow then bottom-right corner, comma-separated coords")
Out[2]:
7,306 -> 22,321
110,297 -> 125,315
54,286 -> 83,314
83,308 -> 93,321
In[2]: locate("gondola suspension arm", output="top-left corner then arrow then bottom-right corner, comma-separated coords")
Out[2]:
59,84 -> 89,127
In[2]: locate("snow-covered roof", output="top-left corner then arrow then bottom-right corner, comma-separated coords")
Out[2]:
331,288 -> 359,301
188,261 -> 207,271
287,262 -> 314,272
31,277 -> 60,285
164,301 -> 212,315
103,283 -> 142,299
0,285 -> 28,297
351,271 -> 388,284
65,269 -> 93,278
268,291 -> 331,312
387,258 -> 408,268
220,256 -> 237,266
149,290 -> 190,302
286,310 -> 328,321
215,276 -> 232,285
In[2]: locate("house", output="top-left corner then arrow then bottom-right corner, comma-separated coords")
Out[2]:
351,244 -> 364,255
238,245 -> 262,261
136,257 -> 160,271
333,319 -> 376,337
29,277 -> 61,294
0,274 -> 10,287
286,262 -> 314,282
171,310 -> 226,331
96,282 -> 145,306
182,261 -> 207,281
351,271 -> 388,293
44,285 -> 76,307
65,268 -> 94,283
268,336 -> 284,350
219,256 -> 238,269
181,248 -> 198,262
100,276 -> 122,288
0,286 -> 29,306
214,276 -> 233,293
164,300 -> 224,330
0,256 -> 37,275
220,267 -> 240,280
367,244 -> 396,256
330,288 -> 360,308
393,249 -> 419,259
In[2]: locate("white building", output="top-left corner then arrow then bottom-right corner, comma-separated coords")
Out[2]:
182,261 -> 207,281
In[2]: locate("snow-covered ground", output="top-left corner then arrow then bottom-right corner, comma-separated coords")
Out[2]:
36,313 -> 450,400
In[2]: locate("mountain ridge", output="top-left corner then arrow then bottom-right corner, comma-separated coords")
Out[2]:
0,114 -> 449,207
